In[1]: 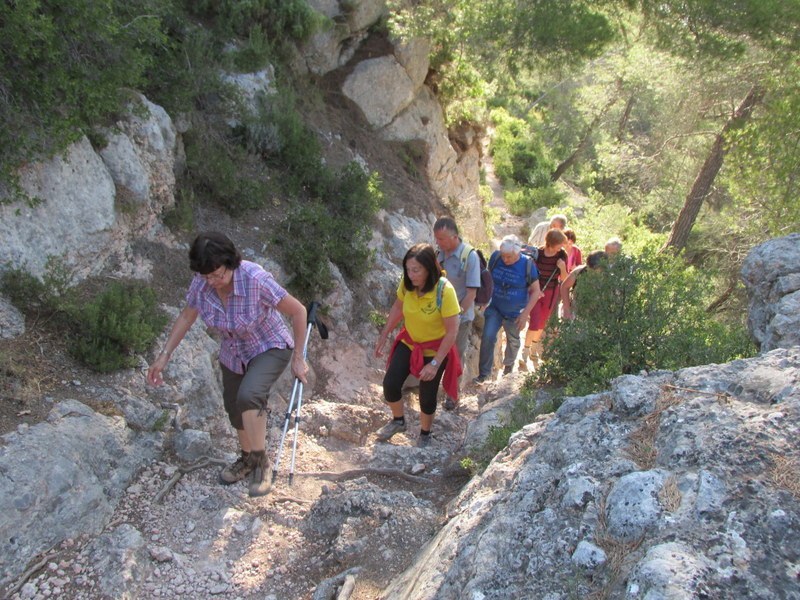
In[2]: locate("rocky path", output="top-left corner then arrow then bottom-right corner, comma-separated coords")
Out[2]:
8,372 -> 511,600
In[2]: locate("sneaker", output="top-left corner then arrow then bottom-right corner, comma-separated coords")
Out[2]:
248,450 -> 272,497
472,375 -> 488,385
416,433 -> 432,448
503,365 -> 513,375
443,397 -> 458,411
518,358 -> 529,373
375,419 -> 407,441
219,452 -> 253,485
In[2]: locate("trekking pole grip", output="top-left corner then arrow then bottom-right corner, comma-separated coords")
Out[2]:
307,301 -> 321,326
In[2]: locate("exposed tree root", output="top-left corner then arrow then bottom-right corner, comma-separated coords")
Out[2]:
153,456 -> 229,504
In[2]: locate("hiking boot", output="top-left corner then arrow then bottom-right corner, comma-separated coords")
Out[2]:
219,451 -> 253,485
376,418 -> 407,441
248,450 -> 272,497
443,397 -> 458,411
417,433 -> 432,448
503,365 -> 513,375
472,375 -> 488,385
518,358 -> 529,373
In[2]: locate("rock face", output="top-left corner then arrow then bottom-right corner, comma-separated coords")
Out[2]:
383,348 -> 800,599
742,233 -> 800,351
0,93 -> 180,283
0,401 -> 161,582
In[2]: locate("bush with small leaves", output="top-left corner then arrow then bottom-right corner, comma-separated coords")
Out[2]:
70,283 -> 168,372
538,252 -> 756,395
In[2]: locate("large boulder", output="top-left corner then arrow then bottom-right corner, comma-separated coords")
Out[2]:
342,55 -> 417,128
382,348 -> 800,599
0,400 -> 161,589
98,93 -> 178,212
0,94 -> 180,284
0,137 -> 117,280
301,0 -> 388,75
742,233 -> 800,351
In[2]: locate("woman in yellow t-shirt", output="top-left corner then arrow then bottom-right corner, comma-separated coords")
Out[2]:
374,243 -> 461,448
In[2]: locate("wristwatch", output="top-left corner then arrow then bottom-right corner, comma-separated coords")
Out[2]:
430,358 -> 439,367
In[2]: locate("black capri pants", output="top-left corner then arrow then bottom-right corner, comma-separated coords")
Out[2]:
220,348 -> 292,430
383,343 -> 448,415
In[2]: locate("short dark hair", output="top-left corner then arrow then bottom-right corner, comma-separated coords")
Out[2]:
189,231 -> 242,274
544,229 -> 567,247
586,250 -> 606,269
433,216 -> 459,236
563,228 -> 577,243
402,243 -> 442,294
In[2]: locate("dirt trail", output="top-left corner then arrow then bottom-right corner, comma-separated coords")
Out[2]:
482,136 -> 527,244
10,367 -> 518,600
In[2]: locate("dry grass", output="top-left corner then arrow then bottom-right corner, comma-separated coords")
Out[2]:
625,391 -> 682,469
658,474 -> 682,512
768,453 -> 800,500
588,495 -> 646,600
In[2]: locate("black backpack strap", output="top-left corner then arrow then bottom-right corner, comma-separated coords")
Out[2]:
488,250 -> 500,272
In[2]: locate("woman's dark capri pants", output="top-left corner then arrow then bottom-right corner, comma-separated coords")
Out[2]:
383,343 -> 448,415
220,348 -> 292,430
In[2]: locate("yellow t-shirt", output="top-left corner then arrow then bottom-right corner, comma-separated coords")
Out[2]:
397,277 -> 460,354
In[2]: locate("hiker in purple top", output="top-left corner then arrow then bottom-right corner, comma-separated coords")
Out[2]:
147,232 -> 308,497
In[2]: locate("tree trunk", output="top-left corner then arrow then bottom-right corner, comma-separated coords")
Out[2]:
661,85 -> 764,252
617,94 -> 635,140
551,92 -> 620,182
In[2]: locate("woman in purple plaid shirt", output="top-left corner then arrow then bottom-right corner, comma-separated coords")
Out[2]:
147,232 -> 309,497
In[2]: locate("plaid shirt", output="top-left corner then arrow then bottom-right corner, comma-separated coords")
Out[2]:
186,260 -> 293,374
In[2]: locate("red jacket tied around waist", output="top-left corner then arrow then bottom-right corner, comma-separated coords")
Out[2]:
387,328 -> 463,401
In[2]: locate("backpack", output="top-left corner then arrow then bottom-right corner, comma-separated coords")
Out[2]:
521,244 -> 539,261
466,246 -> 494,307
488,251 -> 538,288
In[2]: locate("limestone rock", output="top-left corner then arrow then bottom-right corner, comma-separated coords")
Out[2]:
342,56 -> 417,128
174,429 -> 213,462
384,348 -> 800,599
741,233 -> 800,351
0,294 -> 25,339
86,524 -> 149,599
0,136 -> 116,280
0,400 -> 160,589
394,37 -> 431,90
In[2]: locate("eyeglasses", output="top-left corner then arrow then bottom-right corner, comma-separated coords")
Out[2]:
202,267 -> 227,282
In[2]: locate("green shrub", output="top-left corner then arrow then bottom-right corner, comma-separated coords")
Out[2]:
505,185 -> 566,215
245,92 -> 331,196
0,267 -> 50,312
70,282 -> 167,372
162,188 -> 196,233
0,0 -> 168,192
190,0 -> 322,48
230,24 -> 273,72
538,252 -> 757,395
490,108 -> 555,188
184,122 -> 271,215
274,163 -> 385,299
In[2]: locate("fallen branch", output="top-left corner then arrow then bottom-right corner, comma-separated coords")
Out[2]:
302,468 -> 431,485
271,495 -> 312,505
153,456 -> 229,504
662,384 -> 730,400
5,549 -> 61,598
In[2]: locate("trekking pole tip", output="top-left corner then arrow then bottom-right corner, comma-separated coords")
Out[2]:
288,473 -> 294,486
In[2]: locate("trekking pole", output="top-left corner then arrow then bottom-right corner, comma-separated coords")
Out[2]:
272,301 -> 328,484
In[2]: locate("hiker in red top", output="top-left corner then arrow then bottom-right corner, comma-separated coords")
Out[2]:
374,243 -> 462,448
522,229 -> 569,370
